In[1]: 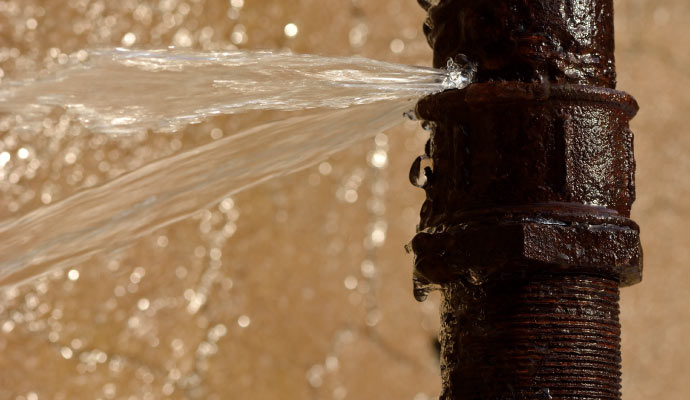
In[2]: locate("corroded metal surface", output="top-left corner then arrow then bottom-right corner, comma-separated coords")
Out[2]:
412,0 -> 642,398
421,0 -> 617,87
413,83 -> 642,288
440,275 -> 622,400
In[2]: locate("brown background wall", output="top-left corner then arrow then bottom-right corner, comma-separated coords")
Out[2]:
0,0 -> 687,399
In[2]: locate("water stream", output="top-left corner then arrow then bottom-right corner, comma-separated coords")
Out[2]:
1,49 -> 466,135
0,49 -> 474,286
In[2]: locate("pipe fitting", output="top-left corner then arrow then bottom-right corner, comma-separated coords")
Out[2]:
411,0 -> 643,398
412,82 -> 642,288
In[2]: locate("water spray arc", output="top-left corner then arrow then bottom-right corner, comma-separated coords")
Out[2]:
411,0 -> 642,398
0,51 -> 473,285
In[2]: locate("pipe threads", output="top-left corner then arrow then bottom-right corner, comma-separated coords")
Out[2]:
439,273 -> 621,399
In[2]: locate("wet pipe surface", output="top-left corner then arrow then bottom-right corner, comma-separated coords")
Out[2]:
412,0 -> 641,399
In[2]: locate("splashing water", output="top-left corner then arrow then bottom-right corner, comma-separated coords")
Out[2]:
0,49 -> 464,135
0,49 -> 475,285
441,56 -> 477,90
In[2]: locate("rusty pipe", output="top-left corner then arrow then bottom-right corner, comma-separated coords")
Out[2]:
410,1 -> 642,398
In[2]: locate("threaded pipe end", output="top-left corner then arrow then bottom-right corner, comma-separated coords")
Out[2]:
439,273 -> 621,400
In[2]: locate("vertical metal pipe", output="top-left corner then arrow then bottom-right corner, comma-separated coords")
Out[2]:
411,1 -> 642,398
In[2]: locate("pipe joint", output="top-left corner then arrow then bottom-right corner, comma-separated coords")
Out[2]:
411,82 -> 642,288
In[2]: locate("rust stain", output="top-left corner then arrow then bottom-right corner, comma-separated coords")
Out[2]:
411,1 -> 642,398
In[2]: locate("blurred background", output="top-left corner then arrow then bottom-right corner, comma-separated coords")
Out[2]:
0,0 -> 687,399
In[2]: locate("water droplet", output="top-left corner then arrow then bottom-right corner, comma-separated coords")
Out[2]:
421,120 -> 436,132
306,364 -> 324,387
0,151 -> 10,167
344,189 -> 358,203
2,320 -> 15,333
403,109 -> 417,121
344,276 -> 358,290
156,235 -> 169,247
409,155 -> 433,188
231,25 -> 247,44
369,220 -> 387,246
374,133 -> 388,146
349,23 -> 369,47
67,269 -> 80,281
325,355 -> 339,371
369,149 -> 388,168
365,310 -> 381,326
284,23 -> 298,38
318,162 -> 332,175
17,147 -> 29,159
173,28 -> 193,47
360,260 -> 376,278
237,315 -> 250,328
121,32 -> 137,47
389,38 -> 405,53
413,275 -> 435,302
70,338 -> 83,349
137,298 -> 150,311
